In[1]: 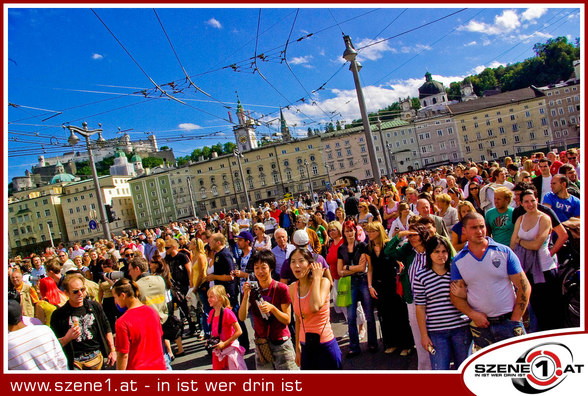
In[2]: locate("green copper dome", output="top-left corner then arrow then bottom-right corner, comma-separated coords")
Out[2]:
418,72 -> 444,99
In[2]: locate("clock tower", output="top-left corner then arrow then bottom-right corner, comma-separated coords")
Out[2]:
233,98 -> 258,152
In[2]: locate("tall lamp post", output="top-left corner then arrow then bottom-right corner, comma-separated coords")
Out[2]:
233,148 -> 251,210
377,118 -> 391,177
304,159 -> 314,198
186,176 -> 197,219
65,122 -> 111,240
342,35 -> 380,183
324,161 -> 332,191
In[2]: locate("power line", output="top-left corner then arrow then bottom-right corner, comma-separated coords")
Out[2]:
356,8 -> 468,51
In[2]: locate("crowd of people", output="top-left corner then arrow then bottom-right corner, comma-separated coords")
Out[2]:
7,148 -> 581,371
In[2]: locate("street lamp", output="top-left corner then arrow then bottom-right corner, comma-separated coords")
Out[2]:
186,176 -> 197,219
323,161 -> 332,191
233,148 -> 251,210
377,118 -> 391,178
64,122 -> 110,240
304,159 -> 314,199
342,35 -> 381,183
386,143 -> 395,178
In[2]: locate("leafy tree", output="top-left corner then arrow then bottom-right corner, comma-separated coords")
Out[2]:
211,143 -> 223,155
190,148 -> 202,162
307,127 -> 313,137
447,82 -> 462,101
336,120 -> 342,130
201,146 -> 212,159
223,142 -> 236,154
142,157 -> 164,168
160,146 -> 169,150
326,122 -> 335,132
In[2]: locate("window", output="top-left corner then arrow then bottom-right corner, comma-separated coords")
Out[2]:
527,121 -> 533,128
512,124 -> 518,132
487,129 -> 493,137
514,136 -> 520,143
437,130 -> 443,136
529,132 -> 536,140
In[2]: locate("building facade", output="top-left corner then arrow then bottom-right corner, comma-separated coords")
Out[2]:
129,170 -> 177,229
60,176 -> 136,242
448,87 -> 550,162
8,184 -> 68,256
538,81 -> 581,149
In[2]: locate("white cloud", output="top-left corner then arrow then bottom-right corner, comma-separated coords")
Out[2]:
178,123 -> 202,131
290,55 -> 313,68
354,37 -> 396,62
464,41 -> 477,47
522,8 -> 547,21
92,53 -> 103,60
518,31 -> 552,42
472,61 -> 506,75
400,44 -> 432,54
459,10 -> 521,35
206,18 -> 222,29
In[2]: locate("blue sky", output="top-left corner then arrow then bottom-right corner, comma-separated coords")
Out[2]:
6,5 -> 582,181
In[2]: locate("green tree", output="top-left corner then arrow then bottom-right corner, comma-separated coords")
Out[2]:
190,148 -> 202,162
336,120 -> 342,131
223,142 -> 236,154
201,146 -> 212,159
211,143 -> 223,155
326,122 -> 335,132
447,82 -> 462,101
160,146 -> 169,150
142,157 -> 164,168
307,127 -> 313,137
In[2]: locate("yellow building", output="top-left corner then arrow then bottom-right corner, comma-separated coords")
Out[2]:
8,184 -> 68,256
60,176 -> 136,242
448,87 -> 550,162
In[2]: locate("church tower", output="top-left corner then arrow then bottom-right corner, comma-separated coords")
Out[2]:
233,97 -> 258,152
280,107 -> 292,142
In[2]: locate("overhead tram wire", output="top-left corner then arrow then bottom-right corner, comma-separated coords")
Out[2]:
327,8 -> 345,35
355,8 -> 468,52
370,8 -> 407,40
146,8 -> 382,116
281,9 -> 335,122
250,9 -> 321,128
486,9 -> 578,66
91,8 -> 233,125
370,8 -> 486,86
153,8 -> 235,113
